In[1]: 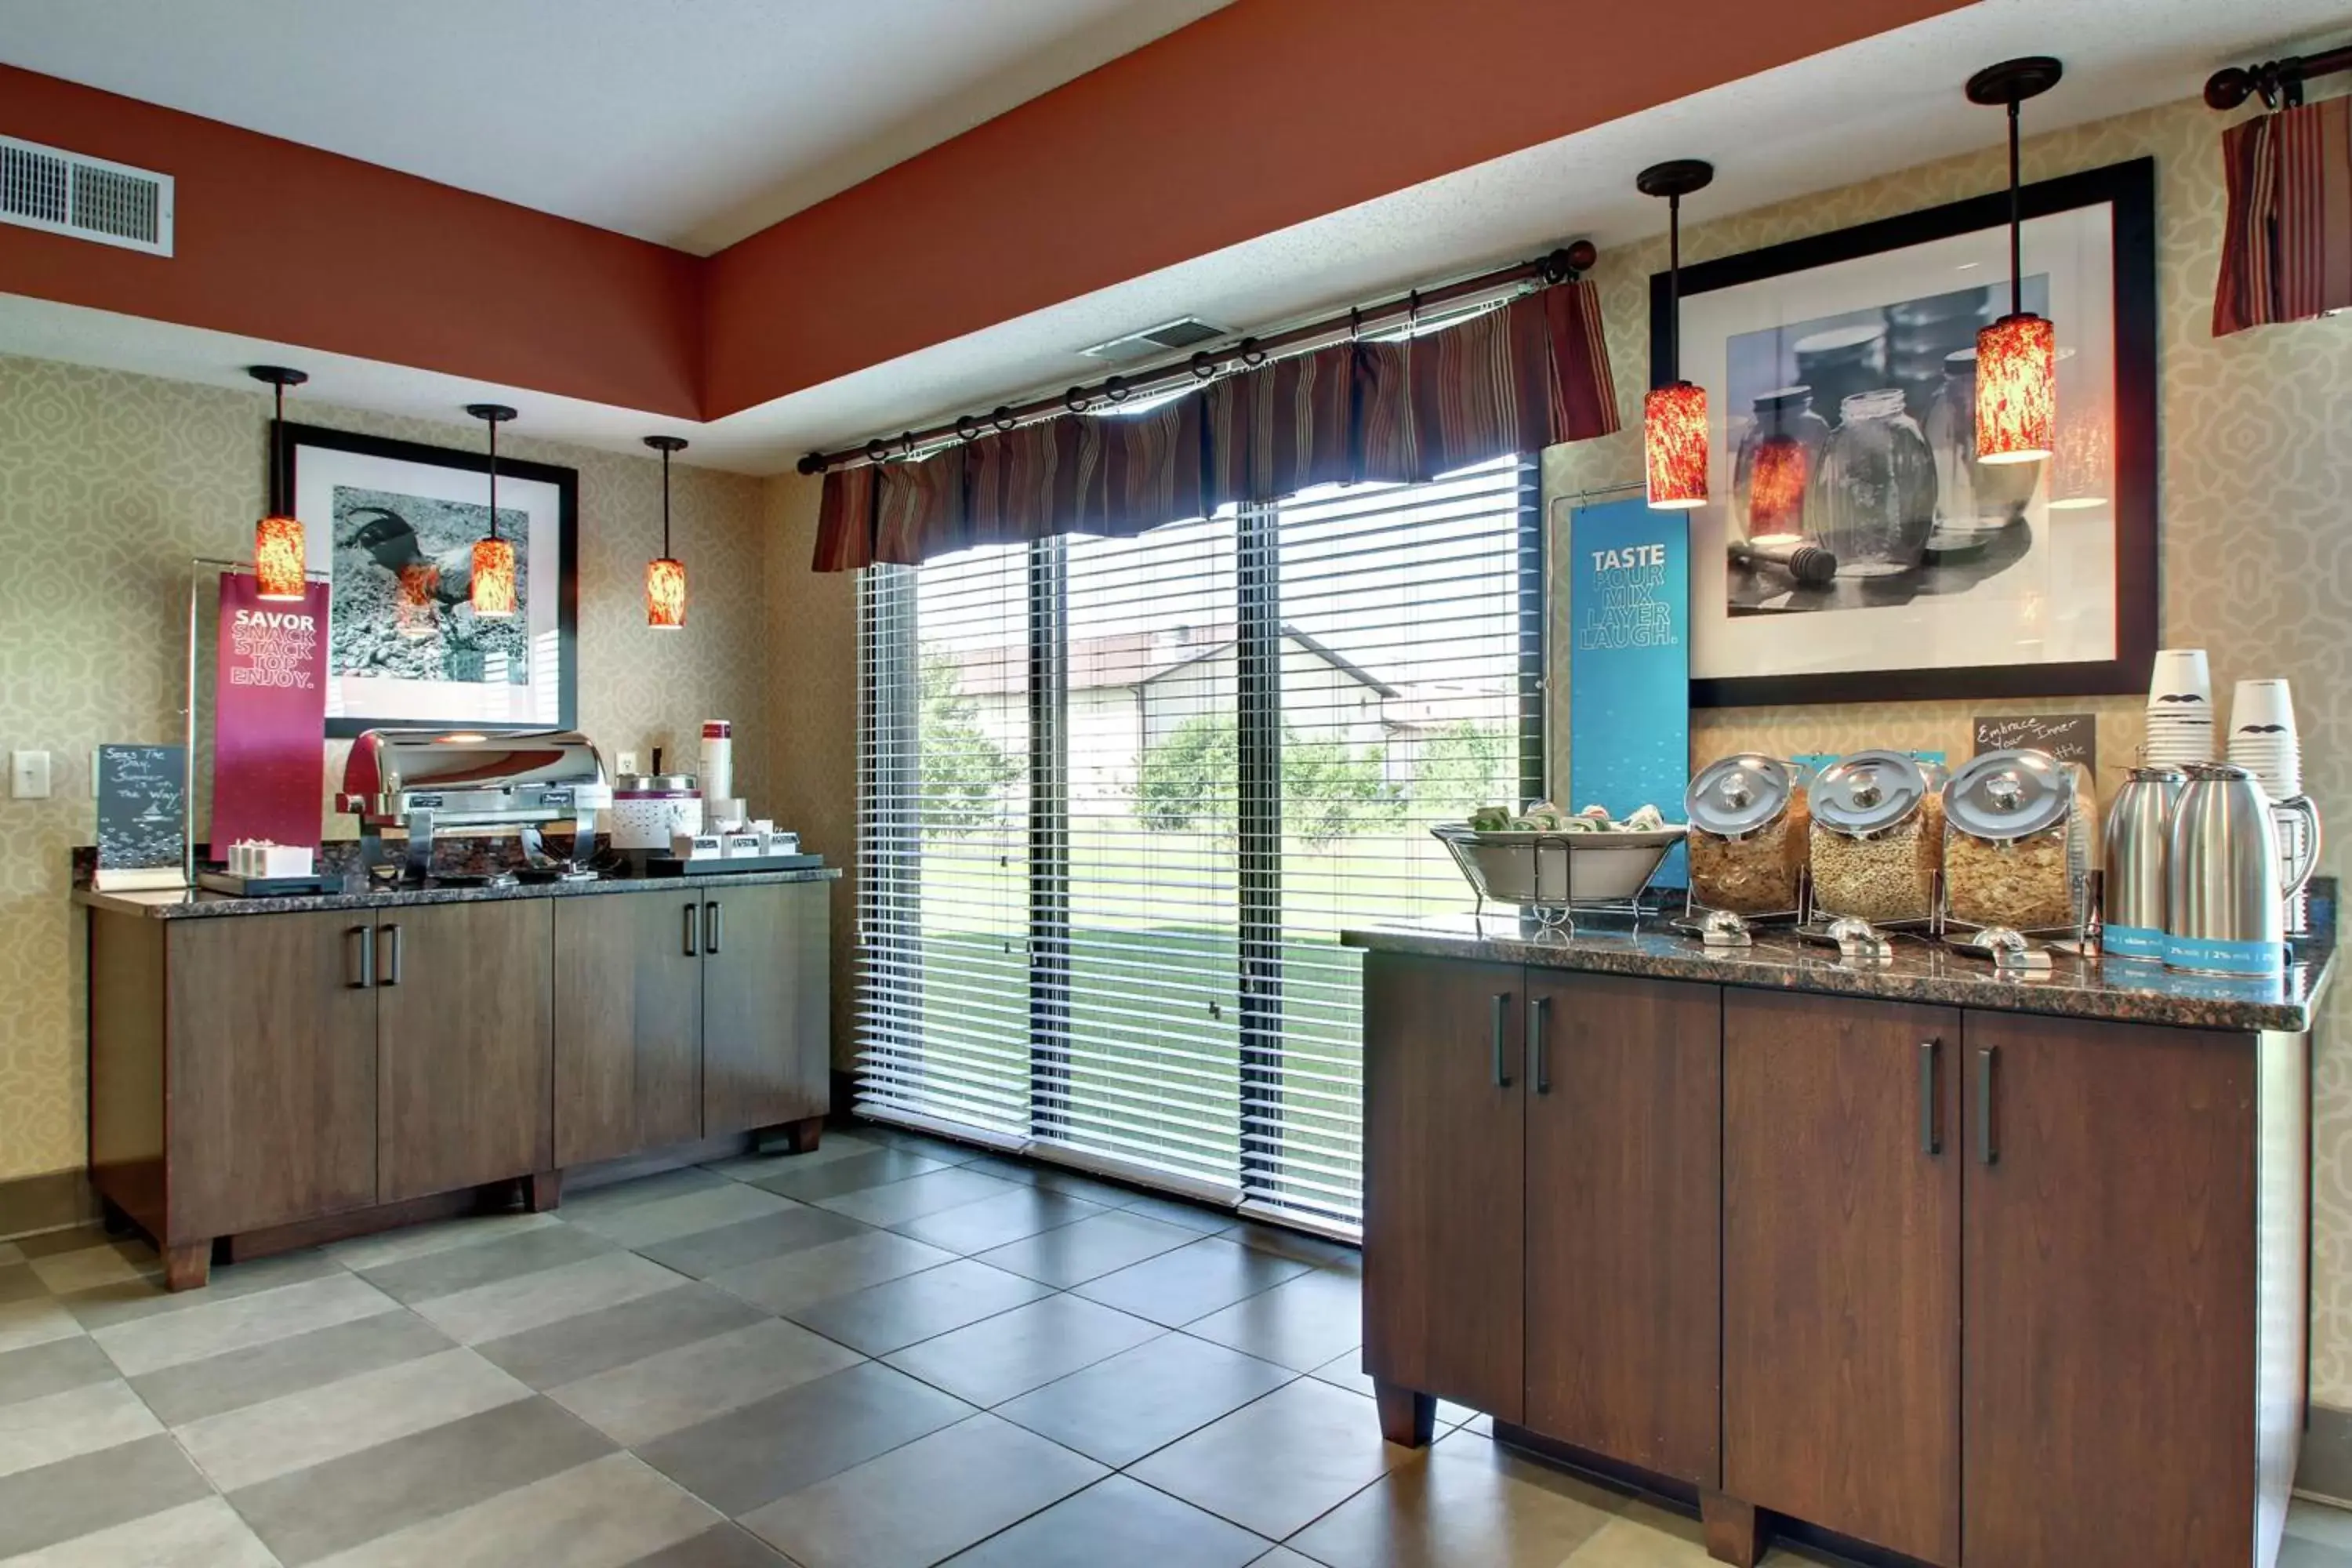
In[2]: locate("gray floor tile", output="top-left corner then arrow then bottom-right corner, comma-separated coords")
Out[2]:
740,1412 -> 1105,1568
1305,1352 -> 1477,1431
786,1258 -> 1054,1356
1119,1192 -> 1245,1235
817,1167 -> 1025,1227
407,1251 -> 686,1346
703,1132 -> 887,1182
566,1181 -> 800,1250
1184,1265 -> 1363,1372
0,1432 -> 215,1559
24,1237 -> 158,1295
2285,1541 -> 2352,1568
0,1334 -> 118,1409
995,1330 -> 1297,1468
1250,1551 -> 1323,1567
942,1473 -> 1270,1567
709,1229 -> 956,1315
1564,1501 -> 1731,1566
474,1281 -> 767,1390
1014,1165 -> 1159,1210
975,1210 -> 1202,1287
883,1293 -> 1164,1406
56,1246 -> 346,1332
1230,1223 -> 1362,1272
0,1262 -> 46,1305
889,1187 -> 1108,1254
92,1272 -> 401,1377
0,1378 -> 162,1479
4,1494 -> 281,1568
561,1166 -> 739,1219
549,1316 -> 865,1446
131,1308 -> 454,1426
226,1394 -> 615,1566
1128,1377 -> 1417,1541
301,1449 -> 719,1568
2292,1500 -> 2352,1549
848,1126 -> 990,1166
621,1523 -> 800,1568
747,1148 -> 953,1203
1075,1236 -> 1313,1327
323,1210 -> 562,1274
637,1205 -> 873,1279
10,1228 -> 109,1260
637,1360 -> 975,1518
1287,1426 -> 1625,1567
0,1294 -> 84,1357
357,1221 -> 617,1305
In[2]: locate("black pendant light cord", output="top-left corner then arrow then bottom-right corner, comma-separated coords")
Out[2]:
2007,99 -> 2024,318
661,445 -> 673,557
269,382 -> 285,517
488,420 -> 500,543
1667,194 -> 1682,381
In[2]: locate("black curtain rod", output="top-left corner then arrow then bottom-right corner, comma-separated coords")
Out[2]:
2206,45 -> 2352,111
796,240 -> 1598,477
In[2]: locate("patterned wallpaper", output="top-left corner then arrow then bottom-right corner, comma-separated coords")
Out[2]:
1542,93 -> 2352,1399
0,355 -> 773,1183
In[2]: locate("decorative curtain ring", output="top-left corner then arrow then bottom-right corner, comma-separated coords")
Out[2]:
1238,337 -> 1265,367
898,431 -> 917,460
1190,350 -> 1220,380
1348,307 -> 1361,343
1065,387 -> 1091,414
1104,376 -> 1131,405
1407,289 -> 1421,331
865,437 -> 891,464
956,414 -> 982,444
992,405 -> 1018,432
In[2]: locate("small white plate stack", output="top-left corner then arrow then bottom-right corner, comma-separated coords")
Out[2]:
2228,677 -> 2310,933
2144,648 -> 2216,767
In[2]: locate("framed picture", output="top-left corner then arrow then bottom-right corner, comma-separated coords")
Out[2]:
279,422 -> 578,738
1654,158 -> 2156,708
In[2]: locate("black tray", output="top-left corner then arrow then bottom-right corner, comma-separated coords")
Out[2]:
639,852 -> 823,877
198,870 -> 343,898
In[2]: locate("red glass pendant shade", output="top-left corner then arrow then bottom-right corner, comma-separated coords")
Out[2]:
646,557 -> 687,629
1644,381 -> 1709,510
1746,434 -> 1809,535
1974,311 -> 2055,464
253,514 -> 306,601
470,537 -> 517,619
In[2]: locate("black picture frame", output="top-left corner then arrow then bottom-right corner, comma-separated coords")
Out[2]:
1652,157 -> 2158,709
278,421 -> 579,739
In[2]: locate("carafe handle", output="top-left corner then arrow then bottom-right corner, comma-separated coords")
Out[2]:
2274,794 -> 2323,900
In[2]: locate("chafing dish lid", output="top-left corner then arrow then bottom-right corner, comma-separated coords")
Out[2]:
1945,748 -> 2073,843
1686,755 -> 1794,838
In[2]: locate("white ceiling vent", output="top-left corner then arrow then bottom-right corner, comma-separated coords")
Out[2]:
1079,317 -> 1226,362
0,136 -> 173,256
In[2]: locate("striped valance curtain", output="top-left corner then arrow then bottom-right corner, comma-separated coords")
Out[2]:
2213,96 -> 2352,335
812,281 -> 1617,571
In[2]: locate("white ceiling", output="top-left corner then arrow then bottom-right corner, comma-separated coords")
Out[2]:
0,0 -> 1231,254
0,0 -> 2343,475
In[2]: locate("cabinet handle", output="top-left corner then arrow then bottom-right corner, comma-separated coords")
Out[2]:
1918,1040 -> 1940,1155
1976,1046 -> 1998,1166
1530,995 -> 1551,1094
706,900 -> 723,956
379,924 -> 403,986
347,925 -> 375,989
683,902 -> 700,957
1490,992 -> 1512,1088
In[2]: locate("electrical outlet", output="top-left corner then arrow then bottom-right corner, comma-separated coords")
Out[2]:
616,750 -> 641,777
11,750 -> 52,800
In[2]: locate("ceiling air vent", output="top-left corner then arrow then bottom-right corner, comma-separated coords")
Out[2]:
1078,317 -> 1227,362
0,136 -> 173,256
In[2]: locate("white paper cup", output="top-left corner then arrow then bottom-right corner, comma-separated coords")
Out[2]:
2230,678 -> 2296,741
2149,647 -> 2212,703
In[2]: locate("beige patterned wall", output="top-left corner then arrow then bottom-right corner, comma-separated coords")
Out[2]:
0,354 -> 774,1183
1542,92 -> 2352,1399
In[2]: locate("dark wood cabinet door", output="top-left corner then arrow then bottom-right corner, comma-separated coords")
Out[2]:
377,899 -> 554,1201
1524,973 -> 1720,1484
702,881 -> 828,1136
165,912 -> 379,1240
1723,989 -> 1961,1567
1361,953 -> 1524,1423
553,892 -> 704,1166
1962,1013 -> 2259,1568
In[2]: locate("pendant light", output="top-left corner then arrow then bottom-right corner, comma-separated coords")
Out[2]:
250,365 -> 310,600
644,435 -> 689,630
466,403 -> 519,619
1967,56 -> 2063,465
1638,159 -> 1715,510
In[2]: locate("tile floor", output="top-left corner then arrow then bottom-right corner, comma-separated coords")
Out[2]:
2,1123 -> 2349,1567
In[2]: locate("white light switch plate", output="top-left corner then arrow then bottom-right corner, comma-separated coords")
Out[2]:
616,750 -> 641,776
11,750 -> 52,800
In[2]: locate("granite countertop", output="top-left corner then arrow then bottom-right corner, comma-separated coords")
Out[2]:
76,865 -> 840,920
1341,912 -> 2335,1033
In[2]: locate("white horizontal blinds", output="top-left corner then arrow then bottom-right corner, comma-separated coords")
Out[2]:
1041,514 -> 1245,1192
1246,455 -> 1539,1229
855,547 -> 1033,1139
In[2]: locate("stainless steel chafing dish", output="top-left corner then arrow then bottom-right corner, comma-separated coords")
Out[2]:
339,728 -> 613,882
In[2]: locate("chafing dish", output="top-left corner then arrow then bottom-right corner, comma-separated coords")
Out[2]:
338,728 -> 612,883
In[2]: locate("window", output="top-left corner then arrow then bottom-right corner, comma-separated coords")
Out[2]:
857,454 -> 1541,1230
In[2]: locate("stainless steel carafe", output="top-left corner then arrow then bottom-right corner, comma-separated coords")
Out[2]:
2102,765 -> 2182,962
2165,762 -> 2321,975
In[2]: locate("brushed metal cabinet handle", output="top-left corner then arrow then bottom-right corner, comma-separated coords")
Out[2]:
348,925 -> 375,989
684,902 -> 700,957
1490,992 -> 1513,1088
706,901 -> 723,956
1976,1046 -> 1998,1166
379,924 -> 403,986
1918,1040 -> 1940,1155
1530,995 -> 1552,1095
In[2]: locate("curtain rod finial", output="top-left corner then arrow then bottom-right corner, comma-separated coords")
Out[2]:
797,452 -> 826,476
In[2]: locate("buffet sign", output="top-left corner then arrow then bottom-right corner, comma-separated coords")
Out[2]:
94,744 -> 187,891
1972,712 -> 2096,770
1565,496 -> 1690,887
211,571 -> 332,850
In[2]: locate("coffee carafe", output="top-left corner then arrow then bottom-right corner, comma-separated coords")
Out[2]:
2102,766 -> 2183,962
2165,762 -> 2321,975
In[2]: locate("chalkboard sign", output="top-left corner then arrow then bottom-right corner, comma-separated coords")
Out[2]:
1973,713 -> 2096,770
95,745 -> 187,891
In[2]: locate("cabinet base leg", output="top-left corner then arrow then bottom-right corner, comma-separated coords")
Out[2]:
162,1242 -> 211,1294
1699,1489 -> 1765,1567
779,1116 -> 825,1155
522,1171 -> 562,1213
1373,1381 -> 1436,1448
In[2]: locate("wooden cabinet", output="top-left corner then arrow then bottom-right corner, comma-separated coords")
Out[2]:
702,881 -> 828,1136
554,892 -> 704,1165
377,901 -> 554,1202
1363,952 -> 1526,1429
1523,972 -> 1720,1486
1723,990 -> 1961,1567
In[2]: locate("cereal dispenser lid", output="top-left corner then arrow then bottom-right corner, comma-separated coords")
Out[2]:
1945,749 -> 2072,842
1811,750 -> 1932,837
1685,755 -> 1794,837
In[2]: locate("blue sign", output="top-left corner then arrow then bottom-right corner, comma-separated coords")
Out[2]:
1566,498 -> 1690,888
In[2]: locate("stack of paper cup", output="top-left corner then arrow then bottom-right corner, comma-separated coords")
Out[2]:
2228,678 -> 2310,934
2143,648 -> 2215,767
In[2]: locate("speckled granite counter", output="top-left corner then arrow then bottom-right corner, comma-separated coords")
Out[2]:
74,865 -> 839,920
1341,912 -> 2333,1033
